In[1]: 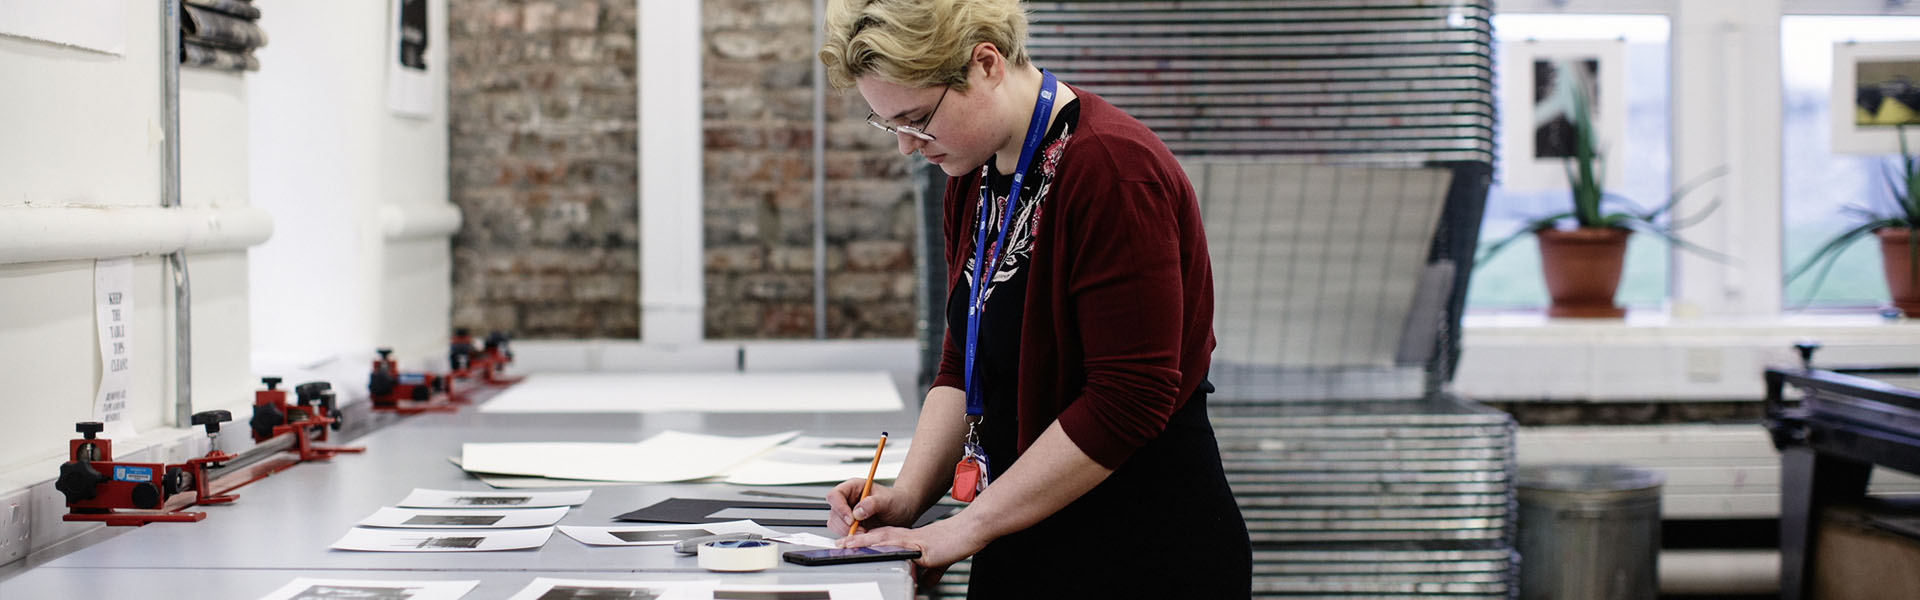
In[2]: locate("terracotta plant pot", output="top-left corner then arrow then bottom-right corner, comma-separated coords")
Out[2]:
1880,227 -> 1920,317
1536,227 -> 1630,318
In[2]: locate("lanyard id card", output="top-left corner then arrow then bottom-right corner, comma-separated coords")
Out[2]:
953,71 -> 1056,503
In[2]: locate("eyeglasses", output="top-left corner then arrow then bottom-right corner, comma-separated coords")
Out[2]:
866,85 -> 949,142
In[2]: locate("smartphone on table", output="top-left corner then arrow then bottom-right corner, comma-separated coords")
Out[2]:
782,545 -> 921,566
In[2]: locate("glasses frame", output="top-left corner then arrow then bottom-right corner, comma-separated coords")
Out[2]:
866,85 -> 950,142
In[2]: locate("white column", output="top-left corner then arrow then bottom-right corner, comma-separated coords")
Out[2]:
637,0 -> 705,344
1670,0 -> 1785,318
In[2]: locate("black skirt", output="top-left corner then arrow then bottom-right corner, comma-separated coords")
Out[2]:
964,388 -> 1252,599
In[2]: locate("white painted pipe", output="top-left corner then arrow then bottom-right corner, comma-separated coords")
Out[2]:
1658,549 -> 1779,596
380,203 -> 463,241
0,206 -> 274,265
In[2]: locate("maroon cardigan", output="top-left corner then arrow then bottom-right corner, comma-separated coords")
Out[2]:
931,87 -> 1216,470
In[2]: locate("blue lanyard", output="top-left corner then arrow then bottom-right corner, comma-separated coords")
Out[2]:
962,71 -> 1056,418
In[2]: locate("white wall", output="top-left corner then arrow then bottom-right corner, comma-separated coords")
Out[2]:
248,0 -> 453,374
0,1 -> 256,472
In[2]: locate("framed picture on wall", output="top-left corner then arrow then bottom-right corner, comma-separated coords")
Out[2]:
387,0 -> 432,117
1497,39 -> 1628,192
1832,40 -> 1920,154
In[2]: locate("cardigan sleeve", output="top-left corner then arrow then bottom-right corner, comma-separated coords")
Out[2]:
930,172 -> 973,392
1052,171 -> 1188,469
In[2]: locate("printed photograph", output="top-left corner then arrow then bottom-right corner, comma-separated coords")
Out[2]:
1532,57 -> 1601,158
609,528 -> 714,543
290,585 -> 420,599
1855,59 -> 1920,125
453,496 -> 531,506
403,514 -> 504,526
535,586 -> 665,600
409,536 -> 485,549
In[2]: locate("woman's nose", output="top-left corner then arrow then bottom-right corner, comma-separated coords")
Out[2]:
897,132 -> 924,157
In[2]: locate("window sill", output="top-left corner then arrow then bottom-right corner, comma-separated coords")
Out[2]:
1455,311 -> 1920,401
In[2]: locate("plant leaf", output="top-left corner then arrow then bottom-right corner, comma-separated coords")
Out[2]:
1644,165 -> 1731,221
1622,220 -> 1736,264
1668,195 -> 1723,230
1786,219 -> 1897,283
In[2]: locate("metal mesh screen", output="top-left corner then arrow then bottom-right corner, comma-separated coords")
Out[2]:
1032,0 -> 1495,163
1188,160 -> 1453,400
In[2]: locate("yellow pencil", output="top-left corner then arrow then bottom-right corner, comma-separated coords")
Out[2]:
848,431 -> 889,536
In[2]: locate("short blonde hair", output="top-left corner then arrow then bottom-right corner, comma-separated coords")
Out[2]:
818,0 -> 1030,92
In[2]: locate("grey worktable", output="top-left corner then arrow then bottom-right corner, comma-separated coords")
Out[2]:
0,389 -> 925,599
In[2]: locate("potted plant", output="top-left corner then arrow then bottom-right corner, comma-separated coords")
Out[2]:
1787,124 -> 1920,317
1478,82 -> 1728,318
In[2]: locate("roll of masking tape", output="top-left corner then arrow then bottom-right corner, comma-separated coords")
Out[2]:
698,539 -> 779,572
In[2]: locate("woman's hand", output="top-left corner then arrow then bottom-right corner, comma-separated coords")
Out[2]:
837,516 -> 992,590
825,478 -> 922,535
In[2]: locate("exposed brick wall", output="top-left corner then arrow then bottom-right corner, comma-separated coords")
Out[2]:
447,0 -> 918,340
703,0 -> 919,339
448,0 -> 640,339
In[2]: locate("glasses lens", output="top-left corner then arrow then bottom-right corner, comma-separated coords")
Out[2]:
867,113 -> 935,142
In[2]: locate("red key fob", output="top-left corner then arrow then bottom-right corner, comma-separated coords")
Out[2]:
952,458 -> 981,503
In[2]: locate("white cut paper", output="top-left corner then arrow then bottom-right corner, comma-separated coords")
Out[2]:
721,440 -> 908,486
715,582 -> 885,600
558,519 -> 783,546
398,488 -> 591,508
356,506 -> 569,529
0,0 -> 126,54
93,257 -> 135,439
479,372 -> 903,414
256,578 -> 478,600
769,532 -> 839,548
505,578 -> 718,600
460,430 -> 799,483
330,526 -> 554,552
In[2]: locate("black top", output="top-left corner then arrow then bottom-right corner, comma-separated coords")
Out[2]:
941,99 -> 1253,598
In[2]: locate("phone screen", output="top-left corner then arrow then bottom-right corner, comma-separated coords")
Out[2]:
784,545 -> 921,566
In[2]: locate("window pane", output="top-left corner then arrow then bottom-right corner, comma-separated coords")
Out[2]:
1469,15 -> 1674,311
1779,16 -> 1920,309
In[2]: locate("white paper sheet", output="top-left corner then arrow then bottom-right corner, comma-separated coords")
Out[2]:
93,257 -> 135,439
714,582 -> 884,600
506,578 -> 718,600
478,372 -> 902,414
720,436 -> 907,486
558,519 -> 784,546
330,526 -> 554,552
461,431 -> 798,483
257,578 -> 478,600
356,506 -> 569,529
0,0 -> 126,54
399,488 -> 591,508
768,532 -> 838,548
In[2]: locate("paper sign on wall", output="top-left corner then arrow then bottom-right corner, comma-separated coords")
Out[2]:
94,257 -> 136,439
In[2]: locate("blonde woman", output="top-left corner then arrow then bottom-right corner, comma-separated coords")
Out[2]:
818,0 -> 1250,596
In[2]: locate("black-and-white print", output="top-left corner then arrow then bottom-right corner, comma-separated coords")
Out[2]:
454,496 -> 530,506
1532,57 -> 1601,158
535,586 -> 664,600
410,536 -> 486,549
403,514 -> 504,526
290,586 -> 420,600
397,0 -> 427,70
1856,59 -> 1920,126
609,528 -> 714,543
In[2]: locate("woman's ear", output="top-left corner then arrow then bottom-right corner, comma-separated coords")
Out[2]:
970,41 -> 1005,89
